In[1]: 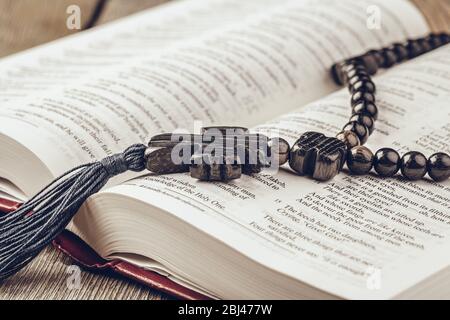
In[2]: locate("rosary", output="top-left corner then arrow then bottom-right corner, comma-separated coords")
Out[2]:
0,32 -> 449,280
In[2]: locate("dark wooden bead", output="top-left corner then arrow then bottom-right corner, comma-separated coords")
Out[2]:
439,32 -> 450,45
346,63 -> 366,71
381,48 -> 397,68
406,39 -> 423,58
400,151 -> 427,180
351,91 -> 375,107
353,101 -> 378,120
343,121 -> 369,145
289,132 -> 346,181
374,148 -> 400,177
190,154 -> 242,181
346,61 -> 363,67
268,137 -> 290,166
356,54 -> 378,75
347,68 -> 368,81
427,152 -> 450,182
341,63 -> 358,72
417,38 -> 432,54
331,62 -> 347,86
416,38 -> 433,54
347,146 -> 374,175
145,146 -> 190,175
367,49 -> 385,66
392,43 -> 408,62
349,79 -> 376,94
242,150 -> 266,175
350,113 -> 375,134
348,74 -> 371,86
427,34 -> 443,48
336,130 -> 360,150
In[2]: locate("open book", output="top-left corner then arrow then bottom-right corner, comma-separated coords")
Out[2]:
1,0 -> 449,299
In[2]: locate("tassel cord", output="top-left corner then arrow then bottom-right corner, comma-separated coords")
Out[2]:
0,144 -> 147,281
0,164 -> 106,257
0,164 -> 106,271
0,164 -> 93,241
0,164 -> 90,226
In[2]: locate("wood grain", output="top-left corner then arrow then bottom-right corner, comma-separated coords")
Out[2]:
98,0 -> 169,25
0,0 -> 95,57
411,0 -> 450,32
0,246 -> 170,300
0,0 -> 170,58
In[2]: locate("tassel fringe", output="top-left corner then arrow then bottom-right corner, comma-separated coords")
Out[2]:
0,144 -> 147,280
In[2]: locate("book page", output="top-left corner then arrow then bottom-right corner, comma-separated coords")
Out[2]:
96,45 -> 450,299
0,0 -> 287,103
0,0 -> 428,196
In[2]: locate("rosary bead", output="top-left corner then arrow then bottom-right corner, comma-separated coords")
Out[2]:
439,32 -> 450,45
367,49 -> 385,67
345,62 -> 366,72
336,130 -> 360,150
343,121 -> 369,144
352,101 -> 378,120
374,148 -> 400,177
406,39 -> 423,58
349,79 -> 376,94
349,113 -> 375,134
351,91 -> 375,107
340,63 -> 358,76
190,154 -> 242,181
348,74 -> 371,86
331,62 -> 347,86
400,151 -> 427,180
145,146 -> 190,174
427,152 -> 450,182
417,38 -> 432,54
392,43 -> 408,62
355,54 -> 378,75
346,67 -> 368,82
347,146 -> 374,175
289,132 -> 346,181
427,34 -> 443,49
341,63 -> 357,73
381,48 -> 397,68
268,137 -> 290,166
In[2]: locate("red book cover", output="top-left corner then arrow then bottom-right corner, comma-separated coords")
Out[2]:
0,198 -> 208,300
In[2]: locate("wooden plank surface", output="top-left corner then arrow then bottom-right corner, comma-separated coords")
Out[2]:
411,0 -> 450,32
0,0 -> 171,58
0,0 -> 95,57
0,246 -> 170,300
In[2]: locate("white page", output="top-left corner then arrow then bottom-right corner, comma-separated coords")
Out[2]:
0,0 -> 288,103
98,45 -> 450,299
0,178 -> 27,202
0,0 -> 428,197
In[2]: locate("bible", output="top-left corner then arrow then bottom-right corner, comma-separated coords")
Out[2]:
0,0 -> 450,299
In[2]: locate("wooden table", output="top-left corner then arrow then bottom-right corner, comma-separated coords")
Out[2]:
0,0 -> 171,300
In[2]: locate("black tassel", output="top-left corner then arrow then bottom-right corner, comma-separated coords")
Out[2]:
0,144 -> 147,281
